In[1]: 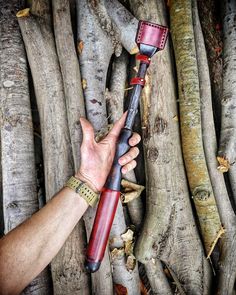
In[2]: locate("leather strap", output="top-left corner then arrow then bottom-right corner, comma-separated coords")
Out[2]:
130,77 -> 145,87
136,54 -> 151,65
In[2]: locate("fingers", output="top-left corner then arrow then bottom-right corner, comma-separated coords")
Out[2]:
118,147 -> 139,166
80,117 -> 95,144
129,132 -> 141,146
121,160 -> 137,174
107,111 -> 127,139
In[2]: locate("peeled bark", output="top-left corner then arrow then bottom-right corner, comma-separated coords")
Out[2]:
170,0 -> 223,257
1,1 -> 52,293
193,1 -> 236,293
129,0 -> 212,293
17,4 -> 89,294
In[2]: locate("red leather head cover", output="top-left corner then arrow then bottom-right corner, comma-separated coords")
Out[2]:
136,21 -> 168,50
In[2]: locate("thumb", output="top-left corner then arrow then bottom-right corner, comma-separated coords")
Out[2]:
80,117 -> 95,143
107,111 -> 127,139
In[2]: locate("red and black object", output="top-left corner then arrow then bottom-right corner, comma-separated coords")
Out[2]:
85,20 -> 168,273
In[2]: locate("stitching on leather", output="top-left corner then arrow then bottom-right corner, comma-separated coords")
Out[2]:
137,21 -> 168,48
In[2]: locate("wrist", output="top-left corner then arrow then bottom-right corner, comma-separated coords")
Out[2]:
75,171 -> 101,193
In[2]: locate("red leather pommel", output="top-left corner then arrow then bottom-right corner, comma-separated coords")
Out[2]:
136,20 -> 168,50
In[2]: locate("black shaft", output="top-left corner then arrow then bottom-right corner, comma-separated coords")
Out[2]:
105,62 -> 149,191
125,63 -> 148,130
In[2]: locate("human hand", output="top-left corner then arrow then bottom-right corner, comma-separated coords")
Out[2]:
75,113 -> 141,192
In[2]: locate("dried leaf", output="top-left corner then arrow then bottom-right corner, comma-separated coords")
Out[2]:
121,229 -> 134,242
121,229 -> 134,256
126,254 -> 136,271
114,284 -> 128,295
77,40 -> 84,54
125,240 -> 134,256
16,8 -> 30,18
217,156 -> 230,172
110,248 -> 125,261
82,79 -> 87,90
121,179 -> 145,203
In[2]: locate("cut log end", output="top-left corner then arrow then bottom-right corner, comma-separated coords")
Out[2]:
217,156 -> 230,173
16,8 -> 30,18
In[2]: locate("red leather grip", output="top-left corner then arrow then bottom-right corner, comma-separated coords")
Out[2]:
86,189 -> 120,267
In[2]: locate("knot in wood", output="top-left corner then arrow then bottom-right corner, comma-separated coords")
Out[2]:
154,116 -> 168,134
193,188 -> 211,201
147,147 -> 159,162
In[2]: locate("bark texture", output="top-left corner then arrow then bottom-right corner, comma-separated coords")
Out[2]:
193,1 -> 236,293
1,1 -> 52,294
52,0 -> 85,171
218,0 -> 236,171
217,1 -> 236,220
52,1 -> 90,291
130,0 -> 212,294
144,259 -> 172,295
197,0 -> 223,138
170,0 -> 223,257
17,4 -> 89,294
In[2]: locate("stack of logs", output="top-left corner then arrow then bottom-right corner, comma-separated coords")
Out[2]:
0,0 -> 236,294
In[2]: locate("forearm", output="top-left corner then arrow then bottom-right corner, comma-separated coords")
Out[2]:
0,187 -> 88,295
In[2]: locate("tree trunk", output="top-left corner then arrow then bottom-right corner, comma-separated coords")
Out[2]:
1,1 -> 52,294
170,0 -> 223,257
197,0 -> 223,138
193,1 -> 236,293
17,3 -> 89,293
52,0 -> 90,291
217,1 -> 236,214
130,0 -> 212,294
